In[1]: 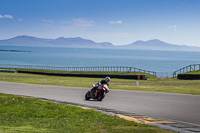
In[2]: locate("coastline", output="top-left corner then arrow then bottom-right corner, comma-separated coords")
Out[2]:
0,50 -> 32,52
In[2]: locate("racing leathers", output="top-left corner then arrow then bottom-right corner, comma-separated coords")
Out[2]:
91,79 -> 109,96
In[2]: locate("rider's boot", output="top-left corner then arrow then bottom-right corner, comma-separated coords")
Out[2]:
90,88 -> 95,95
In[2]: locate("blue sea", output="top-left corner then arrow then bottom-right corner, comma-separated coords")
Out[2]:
1,46 -> 200,77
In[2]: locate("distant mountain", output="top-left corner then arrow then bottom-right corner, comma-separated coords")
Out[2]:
0,35 -> 114,48
0,36 -> 53,46
118,39 -> 200,51
0,35 -> 200,51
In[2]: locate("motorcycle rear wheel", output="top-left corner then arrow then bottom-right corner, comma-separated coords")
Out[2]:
97,91 -> 105,101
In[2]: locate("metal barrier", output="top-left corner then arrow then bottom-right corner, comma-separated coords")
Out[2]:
173,64 -> 200,77
0,64 -> 157,77
18,70 -> 147,80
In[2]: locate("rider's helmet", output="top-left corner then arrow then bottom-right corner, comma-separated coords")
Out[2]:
105,76 -> 110,83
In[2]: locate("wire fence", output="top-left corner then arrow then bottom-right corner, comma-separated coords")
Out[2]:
4,64 -> 195,78
156,72 -> 173,78
0,64 -> 157,77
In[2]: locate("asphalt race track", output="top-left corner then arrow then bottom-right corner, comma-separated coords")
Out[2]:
1,81 -> 200,127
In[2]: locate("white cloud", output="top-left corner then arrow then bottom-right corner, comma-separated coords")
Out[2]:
168,25 -> 176,31
18,19 -> 23,21
109,20 -> 122,24
72,18 -> 94,28
0,14 -> 13,19
40,18 -> 95,38
42,19 -> 54,23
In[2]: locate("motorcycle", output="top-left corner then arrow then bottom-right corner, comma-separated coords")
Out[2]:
85,84 -> 109,101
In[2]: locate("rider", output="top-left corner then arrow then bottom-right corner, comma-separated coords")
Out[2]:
91,76 -> 110,95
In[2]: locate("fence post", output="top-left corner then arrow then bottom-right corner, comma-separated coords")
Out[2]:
173,72 -> 176,78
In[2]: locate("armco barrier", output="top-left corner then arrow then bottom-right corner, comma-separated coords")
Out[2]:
17,70 -> 147,80
178,74 -> 200,80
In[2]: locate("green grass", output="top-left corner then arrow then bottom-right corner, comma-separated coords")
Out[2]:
0,93 -> 173,133
0,70 -> 200,95
183,70 -> 200,74
0,71 -> 200,95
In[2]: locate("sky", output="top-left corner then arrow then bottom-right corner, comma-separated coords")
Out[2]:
0,0 -> 200,46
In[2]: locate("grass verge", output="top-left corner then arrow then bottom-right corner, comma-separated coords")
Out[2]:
0,93 -> 173,133
0,71 -> 200,95
184,70 -> 200,74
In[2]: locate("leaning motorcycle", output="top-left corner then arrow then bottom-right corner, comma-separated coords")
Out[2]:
85,84 -> 109,101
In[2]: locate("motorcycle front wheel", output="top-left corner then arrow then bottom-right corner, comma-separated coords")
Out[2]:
85,91 -> 91,100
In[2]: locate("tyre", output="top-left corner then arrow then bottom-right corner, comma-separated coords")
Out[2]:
85,91 -> 91,100
97,91 -> 105,101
